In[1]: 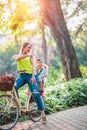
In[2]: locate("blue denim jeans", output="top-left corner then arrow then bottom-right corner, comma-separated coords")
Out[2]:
14,73 -> 44,111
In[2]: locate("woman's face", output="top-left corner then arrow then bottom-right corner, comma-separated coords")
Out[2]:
23,44 -> 32,53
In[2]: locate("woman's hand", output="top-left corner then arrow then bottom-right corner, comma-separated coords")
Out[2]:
27,54 -> 34,58
31,75 -> 36,84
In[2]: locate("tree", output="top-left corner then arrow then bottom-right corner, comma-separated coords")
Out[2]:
41,24 -> 48,64
39,0 -> 82,80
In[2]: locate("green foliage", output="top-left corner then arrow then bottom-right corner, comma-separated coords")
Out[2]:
44,78 -> 87,114
0,45 -> 17,75
18,114 -> 29,122
72,32 -> 87,66
47,66 -> 59,85
50,48 -> 61,69
75,44 -> 87,66
46,66 -> 65,86
80,65 -> 87,78
65,78 -> 87,106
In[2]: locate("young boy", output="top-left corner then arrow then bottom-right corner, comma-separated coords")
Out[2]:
36,59 -> 48,97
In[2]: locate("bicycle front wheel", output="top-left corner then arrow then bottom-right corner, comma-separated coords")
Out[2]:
29,96 -> 41,122
0,94 -> 19,130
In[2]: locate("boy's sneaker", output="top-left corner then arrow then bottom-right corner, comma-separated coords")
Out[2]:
42,116 -> 47,124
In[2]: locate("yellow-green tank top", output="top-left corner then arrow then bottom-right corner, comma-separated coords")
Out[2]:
17,57 -> 32,74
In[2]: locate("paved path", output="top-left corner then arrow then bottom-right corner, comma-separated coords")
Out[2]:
12,105 -> 87,130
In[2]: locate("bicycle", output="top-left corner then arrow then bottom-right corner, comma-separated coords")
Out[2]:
0,71 -> 41,130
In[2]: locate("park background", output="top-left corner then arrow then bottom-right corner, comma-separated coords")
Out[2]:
0,0 -> 87,121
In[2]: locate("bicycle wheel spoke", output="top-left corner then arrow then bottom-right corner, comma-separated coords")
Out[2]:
0,95 -> 19,130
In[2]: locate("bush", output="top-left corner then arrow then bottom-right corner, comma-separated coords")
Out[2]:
46,66 -> 65,86
44,78 -> 87,114
65,78 -> 87,106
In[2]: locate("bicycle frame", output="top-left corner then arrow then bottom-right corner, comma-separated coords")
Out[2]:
0,71 -> 41,130
12,87 -> 32,114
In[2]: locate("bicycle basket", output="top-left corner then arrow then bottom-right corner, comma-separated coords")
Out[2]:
0,75 -> 15,91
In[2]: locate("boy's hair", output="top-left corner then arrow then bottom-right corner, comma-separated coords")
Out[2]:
36,59 -> 42,63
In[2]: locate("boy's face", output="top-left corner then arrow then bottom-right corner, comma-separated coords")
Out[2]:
36,60 -> 42,68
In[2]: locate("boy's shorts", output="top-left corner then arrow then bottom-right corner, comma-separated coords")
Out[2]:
39,90 -> 44,97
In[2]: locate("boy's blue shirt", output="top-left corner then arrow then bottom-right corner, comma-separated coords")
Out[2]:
37,67 -> 46,78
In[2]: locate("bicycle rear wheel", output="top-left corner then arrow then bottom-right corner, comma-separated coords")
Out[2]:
29,96 -> 41,122
0,94 -> 19,130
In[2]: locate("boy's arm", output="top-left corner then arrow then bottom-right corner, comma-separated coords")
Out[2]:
40,65 -> 49,80
42,64 -> 49,77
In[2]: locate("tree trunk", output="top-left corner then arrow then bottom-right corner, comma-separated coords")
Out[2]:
42,25 -> 48,64
39,0 -> 82,80
15,35 -> 19,53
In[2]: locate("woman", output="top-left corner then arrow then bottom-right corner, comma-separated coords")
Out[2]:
14,42 -> 47,124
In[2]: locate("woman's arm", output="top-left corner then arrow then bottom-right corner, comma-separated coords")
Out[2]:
14,54 -> 33,61
30,57 -> 36,84
31,58 -> 36,75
